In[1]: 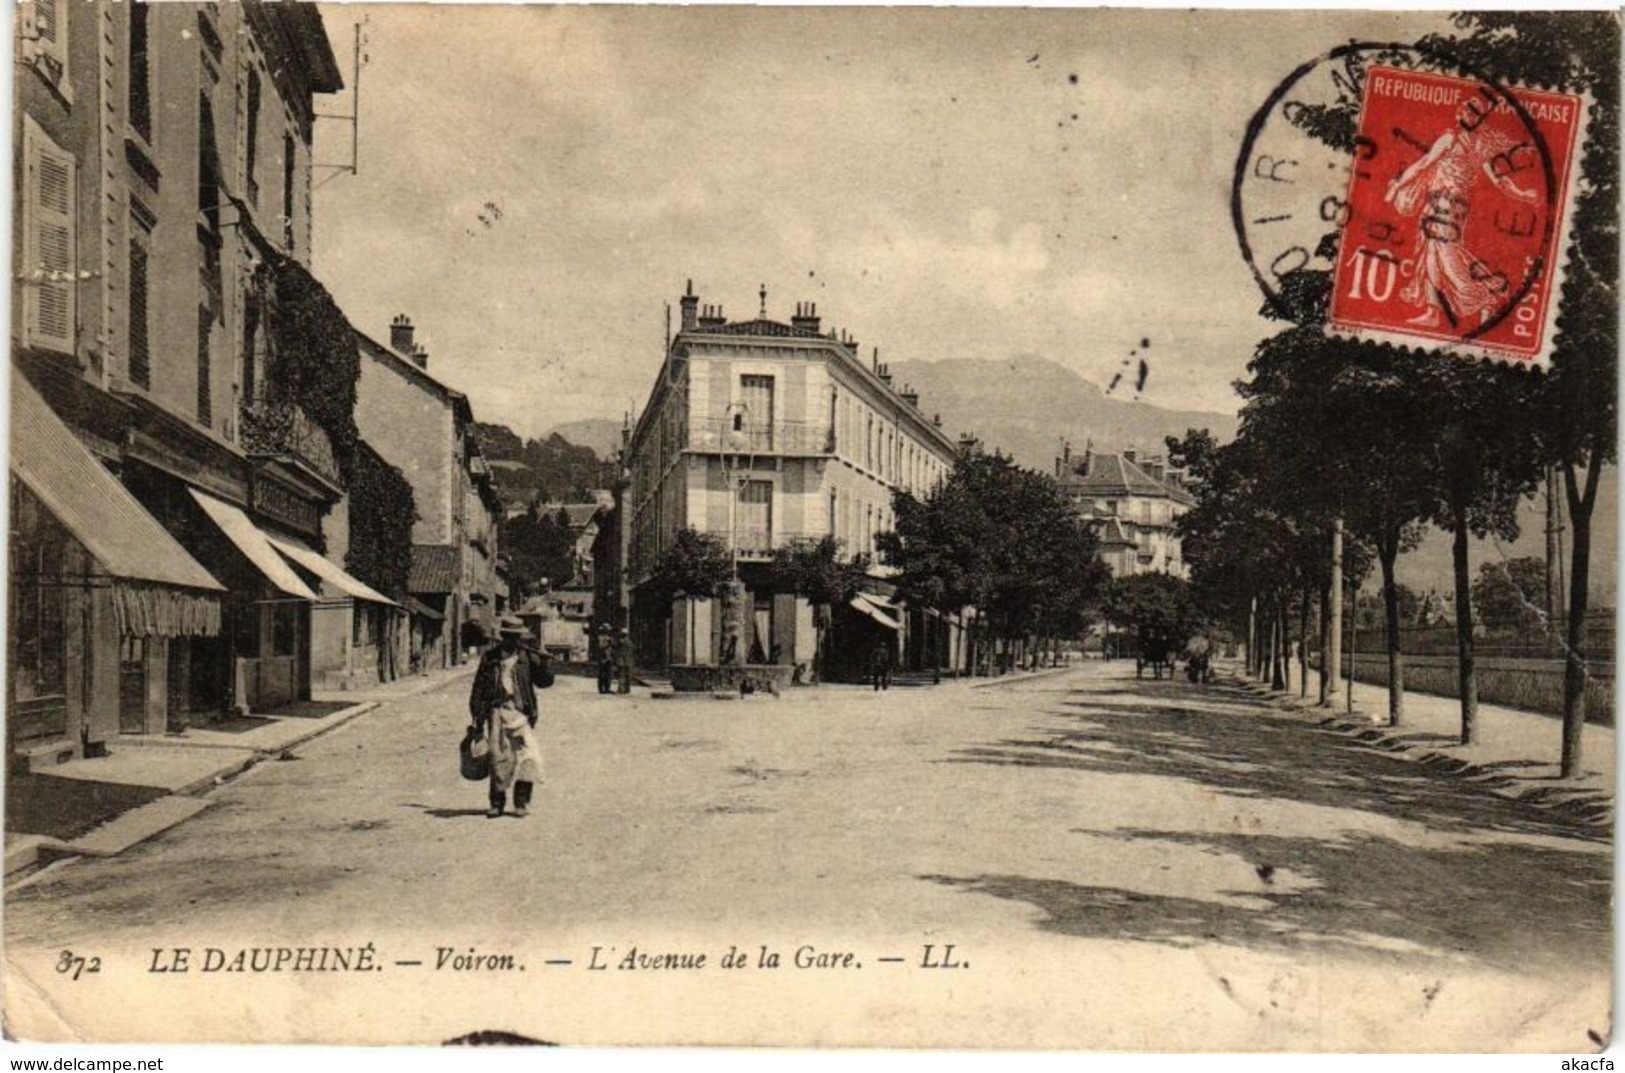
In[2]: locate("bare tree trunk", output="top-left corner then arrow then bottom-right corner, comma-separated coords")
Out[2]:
1379,532 -> 1404,727
1267,598 -> 1280,692
1450,506 -> 1478,745
1318,576 -> 1332,705
1298,589 -> 1310,698
1560,454 -> 1602,779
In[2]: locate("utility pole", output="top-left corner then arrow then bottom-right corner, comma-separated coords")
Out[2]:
1325,518 -> 1343,705
1347,574 -> 1357,716
1545,464 -> 1565,653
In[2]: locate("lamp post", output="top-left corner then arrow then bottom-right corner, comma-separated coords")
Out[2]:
720,401 -> 752,665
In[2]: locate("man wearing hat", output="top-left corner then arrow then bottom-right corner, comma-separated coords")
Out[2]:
469,614 -> 553,817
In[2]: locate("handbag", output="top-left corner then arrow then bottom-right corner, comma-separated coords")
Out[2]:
459,724 -> 491,782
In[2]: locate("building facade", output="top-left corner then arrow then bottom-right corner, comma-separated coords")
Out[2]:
354,317 -> 504,669
623,282 -> 960,677
9,0 -> 381,769
1056,444 -> 1195,579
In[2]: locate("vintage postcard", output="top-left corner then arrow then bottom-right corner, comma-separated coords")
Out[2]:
5,3 -> 1616,1054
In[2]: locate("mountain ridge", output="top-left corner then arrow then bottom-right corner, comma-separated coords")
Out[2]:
888,355 -> 1238,472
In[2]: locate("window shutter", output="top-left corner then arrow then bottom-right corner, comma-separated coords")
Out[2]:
25,0 -> 69,77
23,120 -> 77,356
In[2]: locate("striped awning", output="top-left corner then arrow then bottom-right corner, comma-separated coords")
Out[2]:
849,592 -> 901,631
188,488 -> 318,601
11,370 -> 223,638
267,535 -> 398,607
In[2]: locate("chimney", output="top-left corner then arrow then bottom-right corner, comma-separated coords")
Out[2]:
679,279 -> 699,331
411,343 -> 429,370
791,301 -> 821,334
698,304 -> 726,329
878,363 -> 893,388
901,384 -> 919,408
390,314 -> 415,355
1123,448 -> 1136,464
933,413 -> 942,427
1083,439 -> 1093,476
1143,456 -> 1164,481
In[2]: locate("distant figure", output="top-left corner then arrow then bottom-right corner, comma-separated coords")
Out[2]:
870,641 -> 893,691
596,643 -> 614,695
614,630 -> 632,695
1185,635 -> 1213,684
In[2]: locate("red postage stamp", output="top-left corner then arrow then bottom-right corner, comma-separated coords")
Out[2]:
1328,65 -> 1587,366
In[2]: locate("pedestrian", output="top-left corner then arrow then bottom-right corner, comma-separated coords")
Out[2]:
469,615 -> 554,818
614,628 -> 633,695
870,640 -> 892,691
596,626 -> 614,695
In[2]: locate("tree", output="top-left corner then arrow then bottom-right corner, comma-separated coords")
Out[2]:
1416,357 -> 1545,744
1424,11 -> 1619,776
1104,574 -> 1204,658
641,528 -> 733,611
770,535 -> 869,681
878,453 -> 1111,672
1472,556 -> 1548,631
502,508 -> 578,598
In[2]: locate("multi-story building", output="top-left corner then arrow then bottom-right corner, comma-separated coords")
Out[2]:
1056,443 -> 1194,578
623,282 -> 961,677
10,1 -> 366,766
354,316 -> 504,668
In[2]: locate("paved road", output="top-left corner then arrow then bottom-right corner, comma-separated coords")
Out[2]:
5,664 -> 1609,1049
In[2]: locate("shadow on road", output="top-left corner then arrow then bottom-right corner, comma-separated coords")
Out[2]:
924,828 -> 1608,971
945,678 -> 1607,845
403,804 -> 493,820
928,675 -> 1612,970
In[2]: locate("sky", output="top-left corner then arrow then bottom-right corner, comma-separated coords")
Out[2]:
310,6 -> 1454,441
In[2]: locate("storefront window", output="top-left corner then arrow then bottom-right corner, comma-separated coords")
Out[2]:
272,603 -> 298,657
10,483 -> 67,703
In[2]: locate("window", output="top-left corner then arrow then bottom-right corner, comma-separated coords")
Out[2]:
272,603 -> 297,657
129,2 -> 152,143
740,374 -> 774,450
830,491 -> 838,539
241,299 -> 259,406
738,480 -> 772,554
196,306 -> 213,426
21,119 -> 76,355
23,0 -> 69,93
128,214 -> 153,388
282,133 -> 297,250
245,67 -> 261,203
10,485 -> 67,704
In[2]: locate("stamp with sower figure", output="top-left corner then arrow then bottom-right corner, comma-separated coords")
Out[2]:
1234,44 -> 1587,366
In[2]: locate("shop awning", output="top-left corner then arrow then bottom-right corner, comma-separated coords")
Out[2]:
188,488 -> 318,601
849,592 -> 901,631
267,535 -> 398,607
402,594 -> 444,622
11,371 -> 224,637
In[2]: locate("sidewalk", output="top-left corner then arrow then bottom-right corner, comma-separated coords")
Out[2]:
6,664 -> 475,883
1230,663 -> 1614,828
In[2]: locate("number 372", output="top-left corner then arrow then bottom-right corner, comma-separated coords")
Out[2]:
56,950 -> 102,980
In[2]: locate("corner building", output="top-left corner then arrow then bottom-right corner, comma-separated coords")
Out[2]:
624,282 -> 960,677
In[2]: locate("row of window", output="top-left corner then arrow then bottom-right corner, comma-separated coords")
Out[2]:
828,486 -> 893,560
830,385 -> 945,493
19,2 -> 303,431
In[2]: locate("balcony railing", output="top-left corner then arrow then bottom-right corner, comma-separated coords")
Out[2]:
240,402 -> 341,488
687,418 -> 835,455
727,528 -> 830,560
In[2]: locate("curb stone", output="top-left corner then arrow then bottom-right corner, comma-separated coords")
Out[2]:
1223,672 -> 1613,833
5,700 -> 382,886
